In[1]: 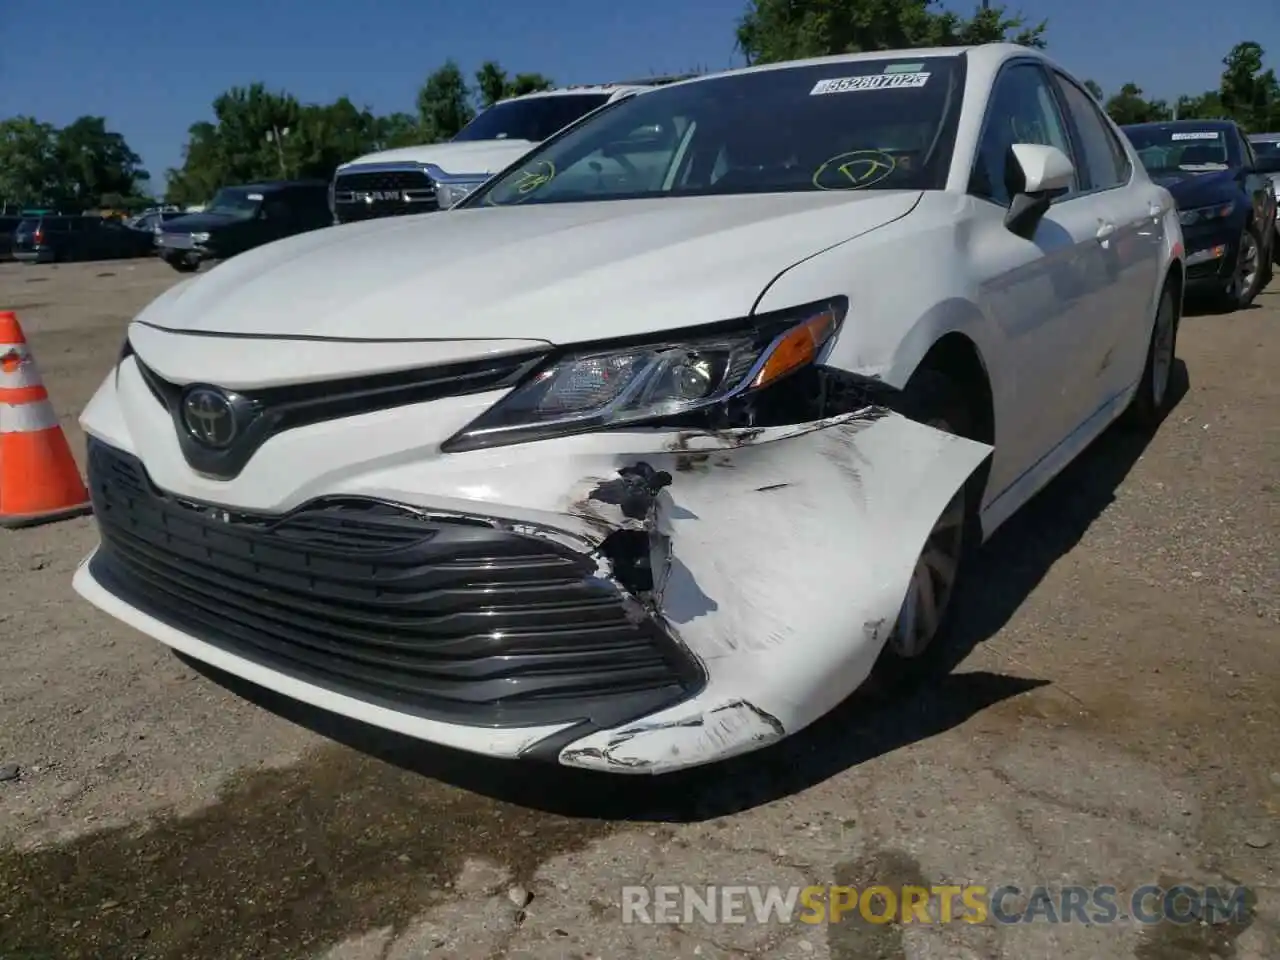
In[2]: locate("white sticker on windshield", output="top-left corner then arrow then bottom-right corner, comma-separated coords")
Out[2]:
247,193 -> 264,200
883,62 -> 926,74
811,72 -> 930,95
1170,132 -> 1220,140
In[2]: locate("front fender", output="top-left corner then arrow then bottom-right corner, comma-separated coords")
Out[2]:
558,411 -> 992,772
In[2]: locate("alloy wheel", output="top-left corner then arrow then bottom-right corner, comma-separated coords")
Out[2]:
887,417 -> 967,659
1150,291 -> 1176,409
1236,232 -> 1260,299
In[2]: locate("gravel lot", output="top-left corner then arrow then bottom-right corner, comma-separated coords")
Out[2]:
0,257 -> 1276,960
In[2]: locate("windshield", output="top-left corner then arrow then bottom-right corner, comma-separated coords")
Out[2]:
1124,126 -> 1237,173
203,188 -> 263,219
1252,138 -> 1280,159
468,58 -> 962,208
453,94 -> 613,143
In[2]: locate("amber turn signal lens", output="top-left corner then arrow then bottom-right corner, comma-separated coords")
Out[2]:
750,308 -> 840,390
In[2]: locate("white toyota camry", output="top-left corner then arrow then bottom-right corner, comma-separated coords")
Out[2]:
74,44 -> 1184,774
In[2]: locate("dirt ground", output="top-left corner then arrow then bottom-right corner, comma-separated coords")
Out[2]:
0,257 -> 1276,960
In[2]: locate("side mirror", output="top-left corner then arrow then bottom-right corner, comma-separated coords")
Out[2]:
1004,143 -> 1075,239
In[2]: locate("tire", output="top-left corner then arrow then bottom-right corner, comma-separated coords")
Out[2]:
166,257 -> 199,274
1216,224 -> 1264,310
1121,281 -> 1179,430
873,369 -> 983,682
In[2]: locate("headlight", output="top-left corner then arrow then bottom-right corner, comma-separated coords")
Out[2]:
435,179 -> 486,209
1179,202 -> 1234,227
442,298 -> 846,452
190,232 -> 210,243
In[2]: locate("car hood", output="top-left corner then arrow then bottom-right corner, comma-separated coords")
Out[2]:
1148,168 -> 1240,207
337,139 -> 540,177
161,212 -> 250,233
136,190 -> 922,345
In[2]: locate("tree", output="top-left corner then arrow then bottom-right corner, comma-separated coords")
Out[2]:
0,118 -> 59,210
1217,41 -> 1280,132
373,112 -> 423,151
53,116 -> 150,208
164,84 -> 398,204
735,0 -> 1047,65
1103,83 -> 1172,125
416,60 -> 475,142
475,61 -> 556,109
1174,91 -> 1226,121
0,115 -> 149,212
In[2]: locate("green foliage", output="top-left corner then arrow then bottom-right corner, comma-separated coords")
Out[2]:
475,60 -> 555,108
163,58 -> 557,204
735,0 -> 1046,65
0,115 -> 149,212
1095,43 -> 1279,130
1104,83 -> 1173,125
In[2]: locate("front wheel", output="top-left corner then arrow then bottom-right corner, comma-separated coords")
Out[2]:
1217,225 -> 1263,310
874,370 -> 981,677
165,256 -> 199,274
1122,282 -> 1179,429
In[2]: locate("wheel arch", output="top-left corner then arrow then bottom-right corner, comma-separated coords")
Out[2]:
909,331 -> 997,450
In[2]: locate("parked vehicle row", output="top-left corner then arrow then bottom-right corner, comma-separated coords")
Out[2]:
76,43 -> 1194,774
11,214 -> 157,263
1124,120 -> 1278,307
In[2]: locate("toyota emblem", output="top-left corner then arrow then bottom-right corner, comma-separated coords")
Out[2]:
182,387 -> 239,448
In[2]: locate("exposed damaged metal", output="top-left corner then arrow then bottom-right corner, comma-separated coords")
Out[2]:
553,397 -> 993,773
560,699 -> 786,770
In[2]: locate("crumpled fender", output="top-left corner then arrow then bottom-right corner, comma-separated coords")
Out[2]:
557,410 -> 992,772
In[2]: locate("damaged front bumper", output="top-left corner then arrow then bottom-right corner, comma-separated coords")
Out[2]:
74,372 -> 990,773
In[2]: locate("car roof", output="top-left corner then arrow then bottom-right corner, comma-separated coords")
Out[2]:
1249,132 -> 1280,142
600,43 -> 1050,93
1122,119 -> 1237,133
226,179 -> 329,191
497,74 -> 698,105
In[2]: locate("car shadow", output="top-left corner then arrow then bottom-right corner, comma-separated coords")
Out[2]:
1182,293 -> 1265,316
180,360 -> 1189,822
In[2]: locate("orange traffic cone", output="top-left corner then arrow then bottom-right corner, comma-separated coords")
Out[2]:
0,311 -> 92,528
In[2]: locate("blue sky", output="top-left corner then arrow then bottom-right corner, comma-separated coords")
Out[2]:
3,0 -> 1277,192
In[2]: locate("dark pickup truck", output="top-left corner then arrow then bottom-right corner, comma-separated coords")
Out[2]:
156,180 -> 332,273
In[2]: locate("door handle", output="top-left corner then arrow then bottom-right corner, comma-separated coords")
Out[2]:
1096,221 -> 1116,241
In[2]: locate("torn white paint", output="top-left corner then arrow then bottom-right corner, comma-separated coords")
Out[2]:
559,411 -> 991,773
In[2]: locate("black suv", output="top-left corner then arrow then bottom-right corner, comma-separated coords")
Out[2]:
1123,119 -> 1278,309
0,216 -> 21,261
12,214 -> 156,263
157,180 -> 332,273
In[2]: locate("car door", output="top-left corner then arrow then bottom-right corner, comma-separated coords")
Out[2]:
967,60 -> 1114,489
1050,71 -> 1165,403
1237,132 -> 1277,254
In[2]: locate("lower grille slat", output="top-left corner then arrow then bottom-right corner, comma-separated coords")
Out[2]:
87,440 -> 703,728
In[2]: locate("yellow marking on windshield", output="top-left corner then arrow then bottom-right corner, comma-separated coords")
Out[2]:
812,150 -> 898,191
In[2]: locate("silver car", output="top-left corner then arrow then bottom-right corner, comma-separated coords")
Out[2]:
1250,133 -> 1280,262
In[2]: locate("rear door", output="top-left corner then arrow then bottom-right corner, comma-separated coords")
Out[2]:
1050,70 -> 1165,402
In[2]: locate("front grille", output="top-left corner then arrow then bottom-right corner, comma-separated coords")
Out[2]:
87,441 -> 703,728
333,167 -> 438,221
